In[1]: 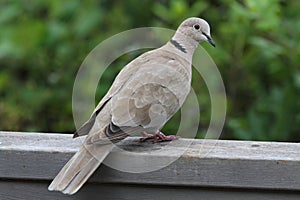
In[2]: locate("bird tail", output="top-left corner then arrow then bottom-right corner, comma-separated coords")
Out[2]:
48,143 -> 113,195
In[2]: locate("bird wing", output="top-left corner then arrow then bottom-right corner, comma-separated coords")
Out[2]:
73,50 -> 155,138
86,49 -> 191,144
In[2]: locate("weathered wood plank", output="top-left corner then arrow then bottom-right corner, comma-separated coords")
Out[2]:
1,180 -> 300,200
1,131 -> 300,194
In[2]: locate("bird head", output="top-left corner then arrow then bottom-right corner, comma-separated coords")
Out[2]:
177,17 -> 216,47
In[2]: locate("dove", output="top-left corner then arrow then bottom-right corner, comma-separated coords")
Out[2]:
48,17 -> 215,195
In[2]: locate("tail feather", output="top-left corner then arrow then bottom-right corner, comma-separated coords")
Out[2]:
48,144 -> 113,195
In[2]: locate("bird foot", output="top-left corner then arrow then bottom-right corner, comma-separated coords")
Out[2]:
140,131 -> 179,143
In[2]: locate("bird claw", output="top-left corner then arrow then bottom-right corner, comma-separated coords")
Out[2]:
140,131 -> 179,143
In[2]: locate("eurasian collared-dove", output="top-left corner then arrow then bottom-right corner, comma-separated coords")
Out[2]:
48,17 -> 215,195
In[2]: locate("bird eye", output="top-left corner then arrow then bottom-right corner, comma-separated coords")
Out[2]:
193,24 -> 200,30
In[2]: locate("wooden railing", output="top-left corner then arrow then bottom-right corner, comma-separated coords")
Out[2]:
1,131 -> 300,199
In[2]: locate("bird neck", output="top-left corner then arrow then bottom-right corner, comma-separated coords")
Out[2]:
169,32 -> 199,60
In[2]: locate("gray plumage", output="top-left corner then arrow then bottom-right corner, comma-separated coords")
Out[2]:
48,17 -> 215,195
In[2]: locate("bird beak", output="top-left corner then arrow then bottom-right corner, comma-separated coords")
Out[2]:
207,36 -> 216,47
202,32 -> 216,47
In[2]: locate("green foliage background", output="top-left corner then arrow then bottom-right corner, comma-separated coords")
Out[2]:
0,0 -> 299,141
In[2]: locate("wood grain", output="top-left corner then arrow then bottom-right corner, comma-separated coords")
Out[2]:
1,131 -> 300,199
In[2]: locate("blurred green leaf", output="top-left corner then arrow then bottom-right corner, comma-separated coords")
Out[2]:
0,0 -> 299,142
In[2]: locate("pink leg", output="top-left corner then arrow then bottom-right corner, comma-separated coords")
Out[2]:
140,131 -> 179,143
